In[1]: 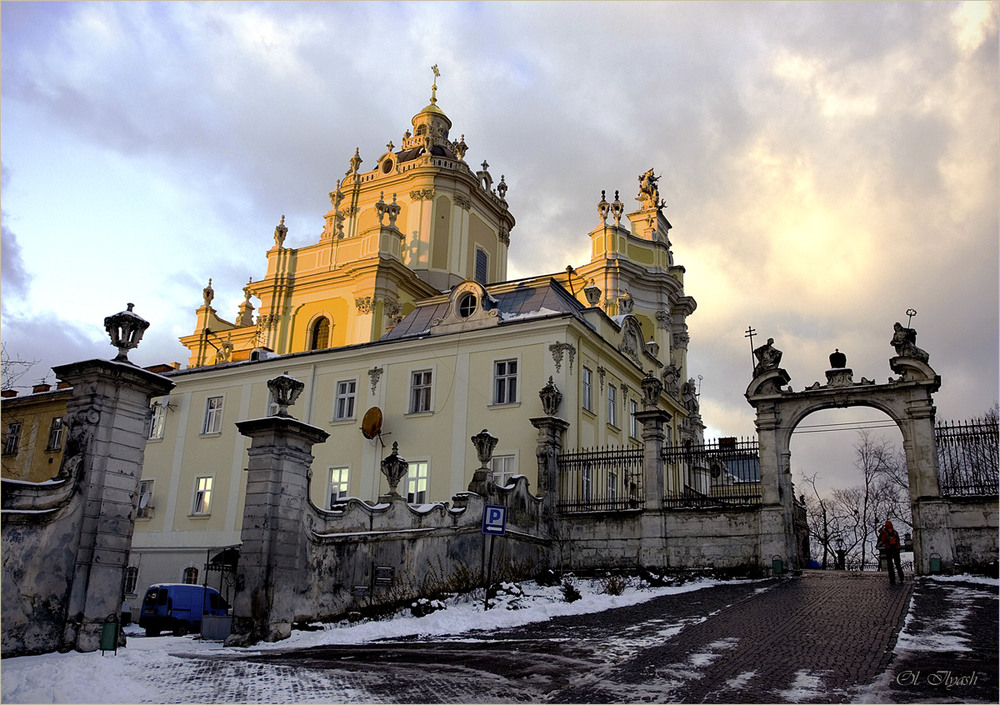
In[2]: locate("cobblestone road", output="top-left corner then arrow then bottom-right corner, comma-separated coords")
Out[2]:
175,571 -> 996,703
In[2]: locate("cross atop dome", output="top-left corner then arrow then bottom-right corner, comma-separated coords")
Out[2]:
430,64 -> 440,105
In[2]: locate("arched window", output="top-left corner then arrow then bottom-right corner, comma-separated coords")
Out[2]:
309,317 -> 331,350
183,567 -> 199,585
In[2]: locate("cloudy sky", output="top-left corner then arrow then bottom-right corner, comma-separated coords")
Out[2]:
2,1 -> 997,492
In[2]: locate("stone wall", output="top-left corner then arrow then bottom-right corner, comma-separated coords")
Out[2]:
945,496 -> 999,572
1,359 -> 172,656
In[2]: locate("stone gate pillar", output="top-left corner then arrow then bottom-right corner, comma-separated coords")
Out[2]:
54,305 -> 174,652
530,377 -> 569,524
226,374 -> 328,646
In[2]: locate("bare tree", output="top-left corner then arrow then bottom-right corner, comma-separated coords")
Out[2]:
1,342 -> 39,391
801,472 -> 835,568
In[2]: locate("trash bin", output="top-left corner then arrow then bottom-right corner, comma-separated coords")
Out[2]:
929,553 -> 942,574
772,556 -> 783,575
100,615 -> 119,655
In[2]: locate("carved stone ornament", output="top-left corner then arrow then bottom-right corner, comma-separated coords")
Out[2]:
617,290 -> 635,315
598,190 -> 611,224
753,337 -> 783,378
497,175 -> 508,201
455,193 -> 472,211
640,370 -> 663,409
273,215 -> 288,247
409,188 -> 435,201
539,376 -> 563,416
610,190 -> 624,227
355,296 -> 374,314
656,309 -> 672,329
549,342 -> 576,373
380,442 -> 409,498
368,366 -> 383,395
471,429 -> 499,468
267,372 -> 304,418
104,303 -> 150,363
386,193 -> 401,227
890,322 -> 930,363
584,280 -> 602,307
202,278 -> 215,307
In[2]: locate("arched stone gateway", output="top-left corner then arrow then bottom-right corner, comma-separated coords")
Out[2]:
745,323 -> 958,575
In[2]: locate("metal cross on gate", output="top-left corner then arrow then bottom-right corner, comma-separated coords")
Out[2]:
745,325 -> 757,371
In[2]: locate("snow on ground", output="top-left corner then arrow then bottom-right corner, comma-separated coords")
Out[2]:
0,576 -> 738,705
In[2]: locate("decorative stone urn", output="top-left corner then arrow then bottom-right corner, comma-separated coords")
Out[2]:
584,281 -> 602,307
539,377 -> 562,416
103,303 -> 150,363
267,373 -> 304,417
640,370 -> 663,409
471,429 -> 499,468
380,442 -> 409,499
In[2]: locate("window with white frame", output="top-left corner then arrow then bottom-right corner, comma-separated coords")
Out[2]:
629,399 -> 639,438
608,470 -> 619,501
608,383 -> 618,427
202,396 -> 224,434
581,463 -> 593,503
148,401 -> 166,440
491,454 -> 516,487
581,367 -> 593,412
406,461 -> 429,504
334,380 -> 357,421
329,467 -> 349,507
46,416 -> 64,451
183,567 -> 199,585
137,479 -> 154,518
409,370 -> 432,413
493,359 -> 518,405
192,476 -> 213,515
3,422 -> 21,456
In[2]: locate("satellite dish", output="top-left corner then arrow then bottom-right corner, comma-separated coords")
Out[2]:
139,492 -> 150,509
361,407 -> 383,440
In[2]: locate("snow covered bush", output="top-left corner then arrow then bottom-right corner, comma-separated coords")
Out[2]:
410,598 -> 446,617
561,579 -> 582,603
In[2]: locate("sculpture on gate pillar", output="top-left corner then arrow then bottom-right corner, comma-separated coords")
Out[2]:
891,322 -> 929,363
753,338 -> 783,377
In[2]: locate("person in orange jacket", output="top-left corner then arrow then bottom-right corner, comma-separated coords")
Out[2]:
877,519 -> 905,584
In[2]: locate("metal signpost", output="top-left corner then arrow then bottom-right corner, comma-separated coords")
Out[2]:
481,504 -> 508,608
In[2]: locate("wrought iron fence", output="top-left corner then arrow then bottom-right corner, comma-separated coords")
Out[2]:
557,445 -> 644,512
661,437 -> 762,508
936,419 -> 999,496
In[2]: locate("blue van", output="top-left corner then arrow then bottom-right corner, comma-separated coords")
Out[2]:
138,583 -> 229,636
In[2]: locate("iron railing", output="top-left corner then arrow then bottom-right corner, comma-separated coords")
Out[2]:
662,437 -> 762,508
936,419 -> 999,496
557,445 -> 644,512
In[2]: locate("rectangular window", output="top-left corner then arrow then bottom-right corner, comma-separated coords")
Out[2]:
493,359 -> 518,405
3,422 -> 21,456
629,399 -> 639,438
124,566 -> 139,595
192,476 -> 213,515
491,454 -> 516,487
183,567 -> 199,585
409,370 -> 432,413
334,380 -> 357,420
202,396 -> 224,435
137,479 -> 154,518
582,367 -> 593,412
148,401 -> 166,440
581,464 -> 593,503
46,417 -> 64,451
475,249 -> 489,285
608,384 -> 618,427
406,461 -> 429,504
329,467 -> 349,507
608,470 -> 618,501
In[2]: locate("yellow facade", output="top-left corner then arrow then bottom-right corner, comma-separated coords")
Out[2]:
1,387 -> 72,482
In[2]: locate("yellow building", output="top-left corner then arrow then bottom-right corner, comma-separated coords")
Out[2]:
14,73 -> 705,603
1,383 -> 73,483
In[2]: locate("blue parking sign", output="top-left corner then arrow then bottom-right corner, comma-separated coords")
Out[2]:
482,504 -> 507,536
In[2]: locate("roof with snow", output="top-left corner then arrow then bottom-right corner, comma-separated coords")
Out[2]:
382,278 -> 589,341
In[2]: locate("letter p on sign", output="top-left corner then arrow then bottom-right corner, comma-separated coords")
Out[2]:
482,504 -> 508,536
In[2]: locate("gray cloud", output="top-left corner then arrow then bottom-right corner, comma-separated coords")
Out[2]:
1,1 -> 996,471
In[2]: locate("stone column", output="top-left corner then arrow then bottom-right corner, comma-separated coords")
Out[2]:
227,374 -> 329,646
54,359 -> 174,652
529,416 -> 570,521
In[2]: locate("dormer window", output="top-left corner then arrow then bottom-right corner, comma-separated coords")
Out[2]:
458,293 -> 477,318
415,125 -> 427,136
